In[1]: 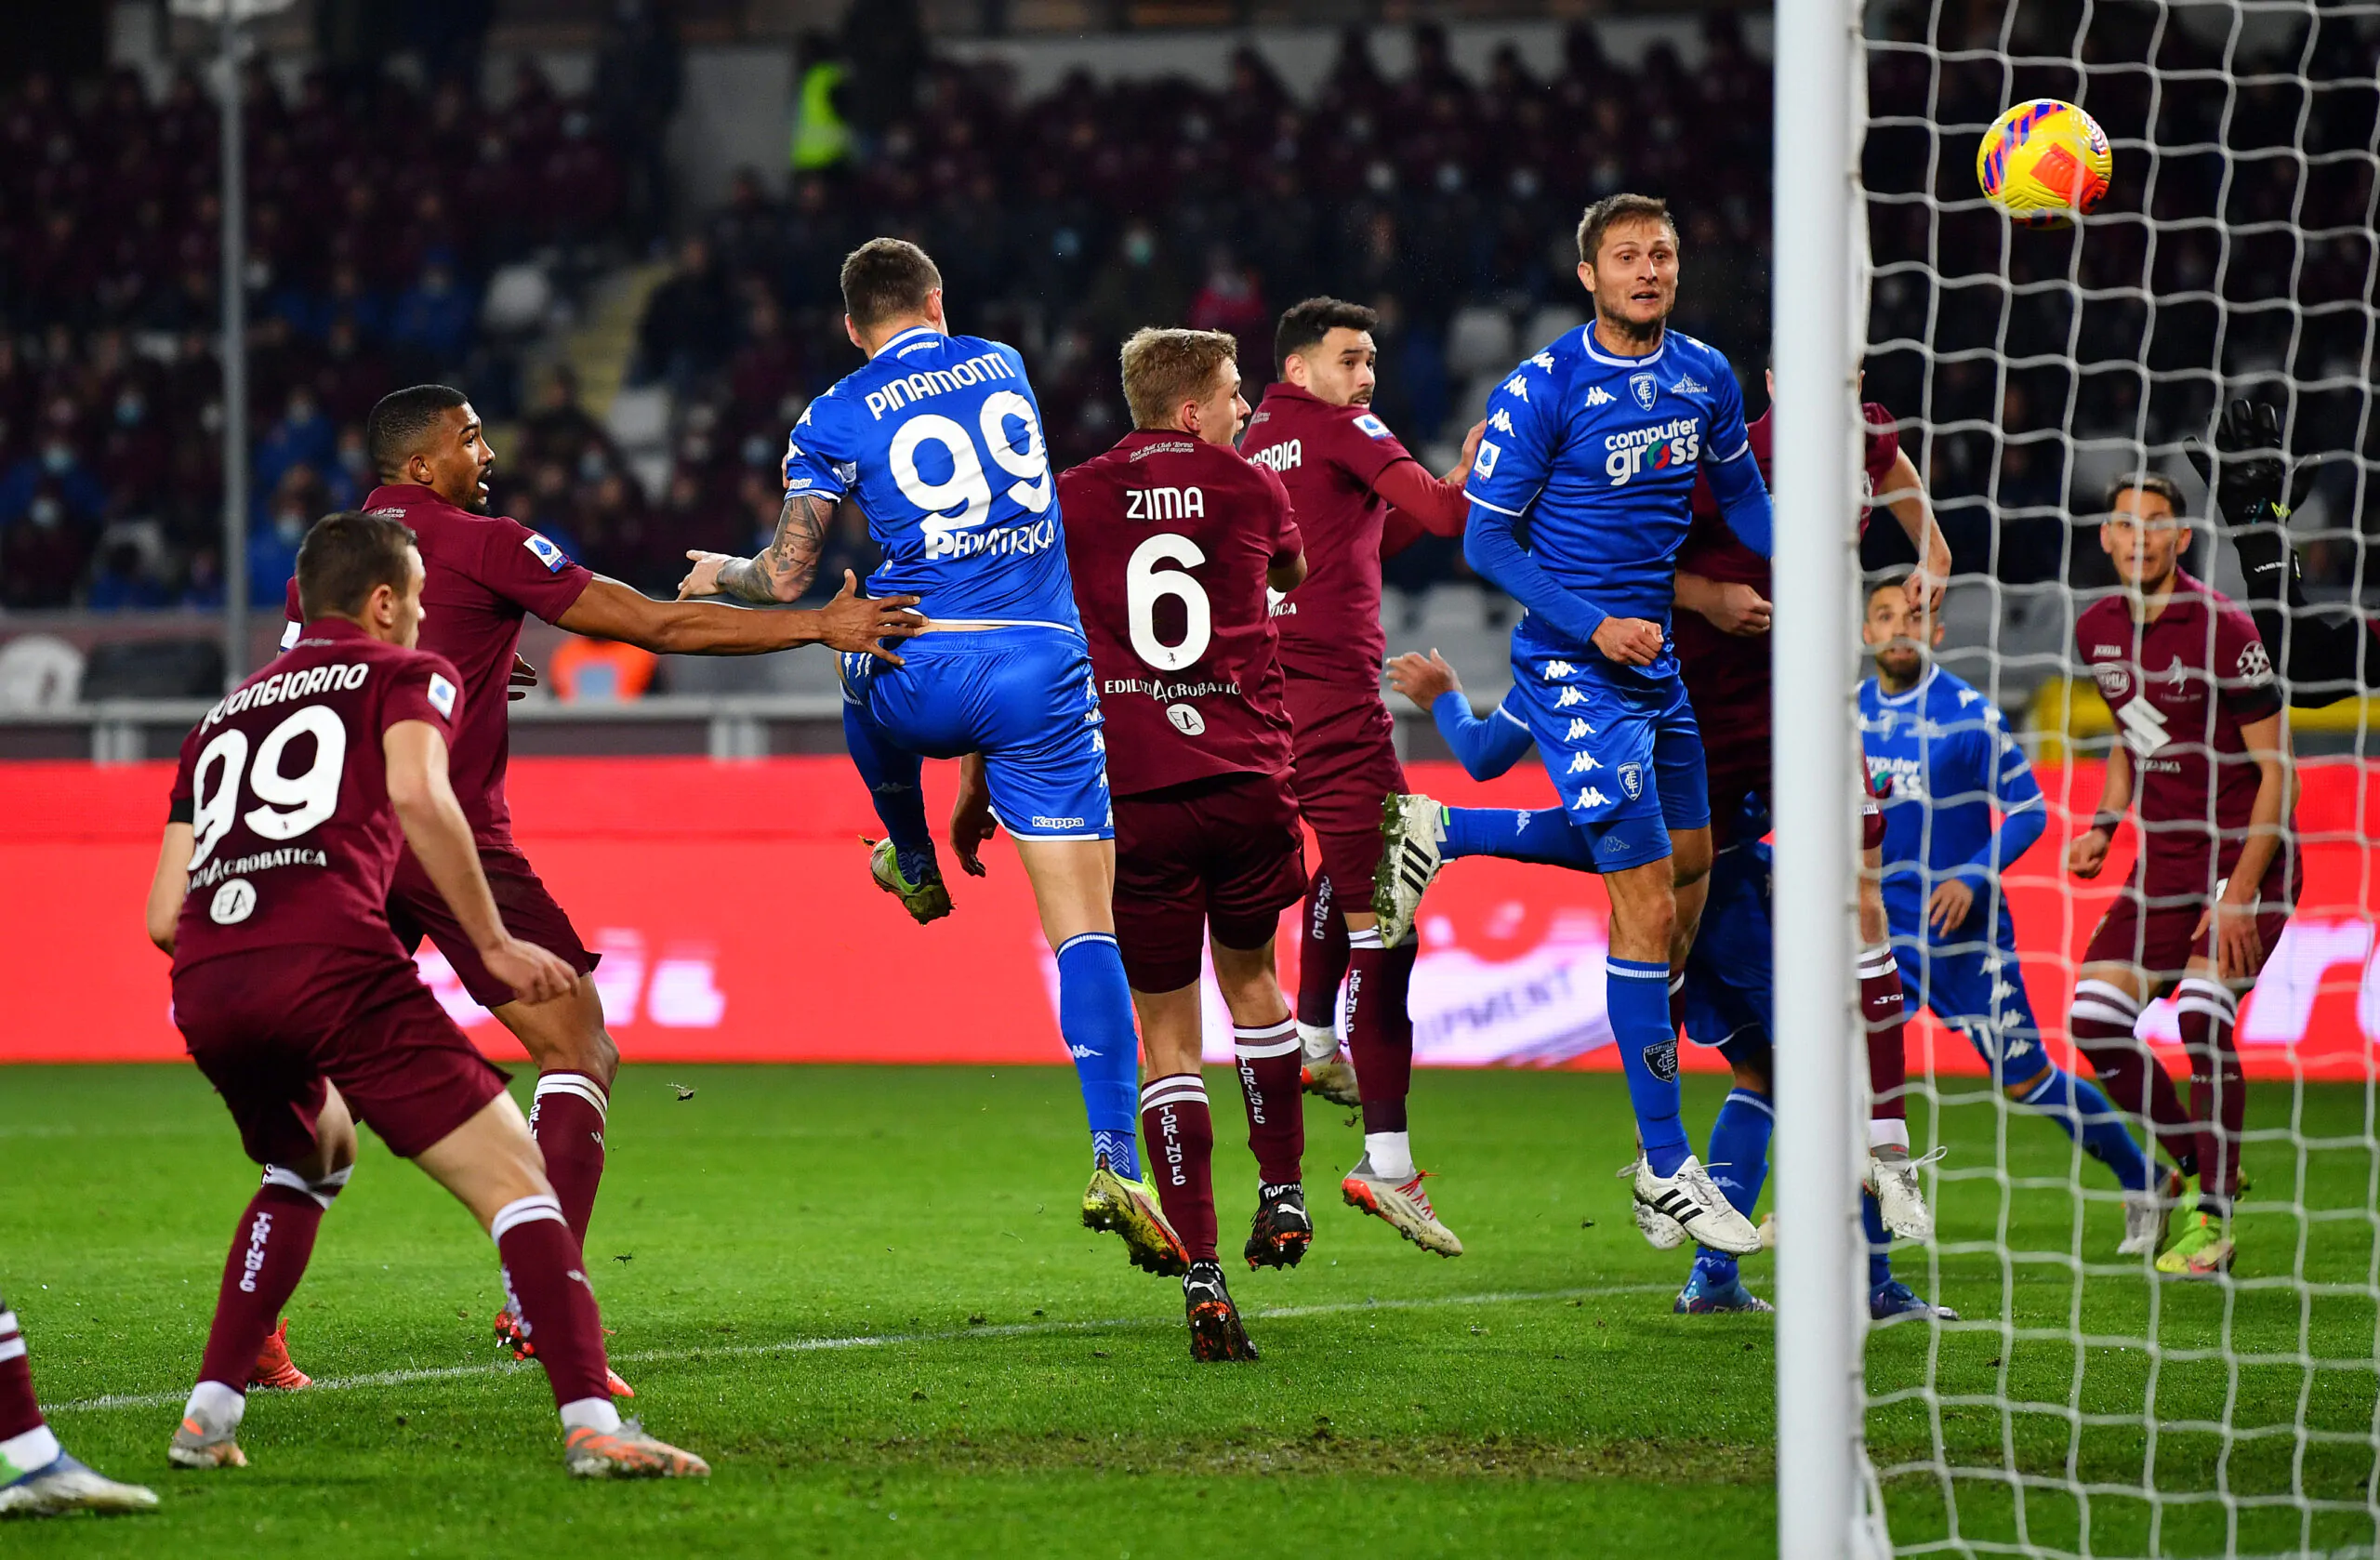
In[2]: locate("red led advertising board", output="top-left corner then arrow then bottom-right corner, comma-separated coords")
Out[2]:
0,756 -> 2371,1082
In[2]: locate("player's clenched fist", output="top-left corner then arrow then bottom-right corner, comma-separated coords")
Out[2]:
1590,615 -> 1665,667
1385,648 -> 1461,707
483,937 -> 579,1007
2066,826 -> 2110,879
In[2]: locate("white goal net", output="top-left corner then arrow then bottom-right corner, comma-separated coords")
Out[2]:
1846,1 -> 2380,1554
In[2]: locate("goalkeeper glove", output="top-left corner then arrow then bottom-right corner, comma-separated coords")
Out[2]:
2183,399 -> 2315,527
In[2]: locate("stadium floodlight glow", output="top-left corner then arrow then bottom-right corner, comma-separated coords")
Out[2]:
1771,0 -> 1874,1553
165,0 -> 297,18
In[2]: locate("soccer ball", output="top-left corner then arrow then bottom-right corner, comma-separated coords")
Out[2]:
1976,99 -> 2112,226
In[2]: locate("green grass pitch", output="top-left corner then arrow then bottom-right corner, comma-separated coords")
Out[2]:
3,1064 -> 2374,1557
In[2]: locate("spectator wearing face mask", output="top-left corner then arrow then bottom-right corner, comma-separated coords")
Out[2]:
245,464 -> 330,601
0,490 -> 88,609
0,434 -> 107,529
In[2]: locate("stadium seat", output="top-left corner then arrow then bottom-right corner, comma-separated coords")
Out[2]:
0,635 -> 86,712
77,638 -> 224,702
481,264 -> 556,336
1444,306 -> 1516,381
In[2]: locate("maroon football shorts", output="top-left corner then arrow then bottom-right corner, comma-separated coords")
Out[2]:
174,945 -> 509,1166
388,838 -> 597,1010
2082,852 -> 2299,985
1112,771 -> 1310,993
1283,680 -> 1406,905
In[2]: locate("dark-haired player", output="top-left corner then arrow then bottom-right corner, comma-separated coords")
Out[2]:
1238,297 -> 1481,1257
284,386 -> 920,1379
2195,399 -> 2373,706
0,1303 -> 156,1515
1451,192 -> 1768,1253
2065,475 -> 2295,1279
157,513 -> 706,1477
681,240 -> 1183,1276
1050,326 -> 1310,1360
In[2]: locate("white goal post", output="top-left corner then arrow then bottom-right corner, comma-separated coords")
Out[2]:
1771,0 -> 1873,1551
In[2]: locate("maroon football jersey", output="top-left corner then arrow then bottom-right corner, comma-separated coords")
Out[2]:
2076,570 -> 2287,896
1059,430 -> 1303,796
1238,382 -> 1416,688
1678,404 -> 1900,778
168,619 -> 461,972
283,483 -> 591,841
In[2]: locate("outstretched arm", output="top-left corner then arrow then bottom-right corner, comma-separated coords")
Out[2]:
1386,649 -> 1530,781
681,488 -> 836,605
564,567 -> 923,662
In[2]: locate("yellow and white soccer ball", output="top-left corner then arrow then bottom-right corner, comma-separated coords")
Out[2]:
1976,99 -> 2112,226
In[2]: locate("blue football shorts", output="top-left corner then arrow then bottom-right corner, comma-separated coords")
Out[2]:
840,626 -> 1114,841
1890,910 -> 2046,1081
1505,625 -> 1709,871
1682,839 -> 1776,1071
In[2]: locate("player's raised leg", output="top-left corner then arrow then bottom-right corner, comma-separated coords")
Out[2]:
1294,877 -> 1360,1104
1002,827 -> 1189,1277
0,1298 -> 156,1517
844,700 -> 952,923
1858,842 -> 1934,1242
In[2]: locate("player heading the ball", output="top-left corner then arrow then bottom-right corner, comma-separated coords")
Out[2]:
1460,193 -> 1771,1255
681,239 -> 1187,1278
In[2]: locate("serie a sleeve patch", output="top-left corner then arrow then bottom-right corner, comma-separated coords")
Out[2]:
523,533 -> 568,573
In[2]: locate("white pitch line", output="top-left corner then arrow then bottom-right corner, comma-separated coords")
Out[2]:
51,1282 -> 1674,1414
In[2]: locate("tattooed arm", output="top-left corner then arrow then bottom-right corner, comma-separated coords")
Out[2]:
679,489 -> 836,605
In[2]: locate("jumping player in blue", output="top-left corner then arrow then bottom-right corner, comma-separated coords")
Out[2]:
1429,192 -> 1772,1253
679,239 -> 1183,1276
1859,574 -> 2171,1257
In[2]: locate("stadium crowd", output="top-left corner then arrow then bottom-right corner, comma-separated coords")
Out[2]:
6,5 -> 2366,613
0,56 -> 632,611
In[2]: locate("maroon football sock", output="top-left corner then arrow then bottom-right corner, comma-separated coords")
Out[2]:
1348,929 -> 1417,1134
494,1196 -> 613,1411
529,1073 -> 609,1244
1233,1017 -> 1304,1184
1858,945 -> 1909,1125
196,1182 -> 326,1393
2069,980 -> 2198,1177
1140,1074 -> 1219,1263
0,1300 -> 44,1443
1295,876 -> 1351,1033
2176,979 -> 2245,1211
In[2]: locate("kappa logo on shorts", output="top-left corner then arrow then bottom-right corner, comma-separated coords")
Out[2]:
522,532 -> 569,573
1619,761 -> 1645,800
1566,751 -> 1602,774
1542,660 -> 1575,681
1643,1038 -> 1680,1082
1577,787 -> 1611,809
1566,717 -> 1596,740
1555,687 -> 1585,707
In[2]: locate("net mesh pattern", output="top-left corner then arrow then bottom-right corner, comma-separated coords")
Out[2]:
1850,3 -> 2380,1553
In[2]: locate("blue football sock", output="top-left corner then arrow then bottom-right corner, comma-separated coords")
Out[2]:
841,704 -> 938,880
1608,957 -> 1688,1176
1440,805 -> 1599,870
1697,1088 -> 1775,1277
1863,1189 -> 1893,1289
1056,932 -> 1141,1178
2018,1065 -> 2152,1193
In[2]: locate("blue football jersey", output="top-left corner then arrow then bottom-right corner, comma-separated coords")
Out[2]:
1463,325 -> 1758,663
1858,666 -> 2046,940
783,327 -> 1081,628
